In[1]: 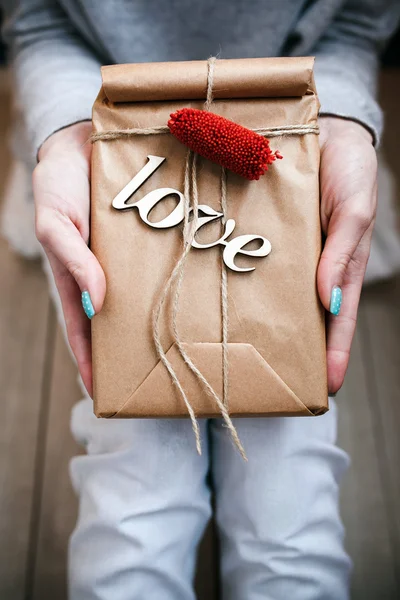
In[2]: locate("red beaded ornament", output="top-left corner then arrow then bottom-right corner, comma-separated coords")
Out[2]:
168,108 -> 282,181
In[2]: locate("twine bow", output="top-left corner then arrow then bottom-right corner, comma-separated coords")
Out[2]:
91,57 -> 319,459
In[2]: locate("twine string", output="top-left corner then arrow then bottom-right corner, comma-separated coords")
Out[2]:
91,57 -> 319,459
204,55 -> 216,111
168,57 -> 246,459
220,166 -> 229,409
150,153 -> 202,454
90,123 -> 319,143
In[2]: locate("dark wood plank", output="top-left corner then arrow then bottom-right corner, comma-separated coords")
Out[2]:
0,86 -> 54,599
337,312 -> 399,599
31,326 -> 82,600
0,243 -> 52,599
359,278 -> 400,578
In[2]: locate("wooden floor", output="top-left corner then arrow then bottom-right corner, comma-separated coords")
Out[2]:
1,74 -> 400,599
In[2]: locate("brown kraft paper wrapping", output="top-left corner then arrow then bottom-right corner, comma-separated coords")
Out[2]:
91,57 -> 328,419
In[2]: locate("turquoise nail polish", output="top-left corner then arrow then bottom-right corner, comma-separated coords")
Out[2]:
81,291 -> 95,319
330,286 -> 342,316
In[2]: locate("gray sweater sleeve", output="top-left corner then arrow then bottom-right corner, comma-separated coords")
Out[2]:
2,0 -> 400,156
2,0 -> 102,158
312,0 -> 400,145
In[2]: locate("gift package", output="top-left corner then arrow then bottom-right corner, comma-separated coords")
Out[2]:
90,57 -> 328,448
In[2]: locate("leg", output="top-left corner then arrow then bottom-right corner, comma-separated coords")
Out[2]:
70,401 -> 211,600
45,271 -> 210,600
41,252 -> 211,599
211,401 -> 351,600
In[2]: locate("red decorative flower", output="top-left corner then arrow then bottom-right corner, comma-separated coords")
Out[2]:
168,108 -> 282,181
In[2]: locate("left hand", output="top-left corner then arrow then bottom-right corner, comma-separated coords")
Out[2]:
34,122 -> 106,396
318,116 -> 377,394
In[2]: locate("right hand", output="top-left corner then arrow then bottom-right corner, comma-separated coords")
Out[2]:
33,122 -> 106,396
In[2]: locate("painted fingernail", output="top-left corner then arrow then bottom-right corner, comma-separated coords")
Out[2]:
330,286 -> 342,316
81,291 -> 95,319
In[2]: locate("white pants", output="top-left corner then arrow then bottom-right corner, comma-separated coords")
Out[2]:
42,253 -> 351,600
69,400 -> 350,600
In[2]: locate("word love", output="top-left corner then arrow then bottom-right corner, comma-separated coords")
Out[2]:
112,155 -> 272,272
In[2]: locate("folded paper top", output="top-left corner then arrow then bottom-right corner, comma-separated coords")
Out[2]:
101,57 -> 316,103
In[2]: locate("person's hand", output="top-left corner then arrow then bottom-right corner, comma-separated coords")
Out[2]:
318,117 -> 377,394
34,122 -> 106,396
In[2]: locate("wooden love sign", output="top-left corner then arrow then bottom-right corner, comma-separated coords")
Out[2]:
112,155 -> 272,272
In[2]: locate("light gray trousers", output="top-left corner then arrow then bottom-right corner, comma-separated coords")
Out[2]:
69,397 -> 350,600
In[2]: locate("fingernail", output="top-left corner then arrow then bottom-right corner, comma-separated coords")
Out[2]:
330,286 -> 342,316
81,291 -> 95,319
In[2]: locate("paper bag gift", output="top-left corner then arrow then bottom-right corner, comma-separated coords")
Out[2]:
90,57 -> 328,429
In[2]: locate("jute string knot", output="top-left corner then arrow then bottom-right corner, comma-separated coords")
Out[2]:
91,57 -> 319,459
